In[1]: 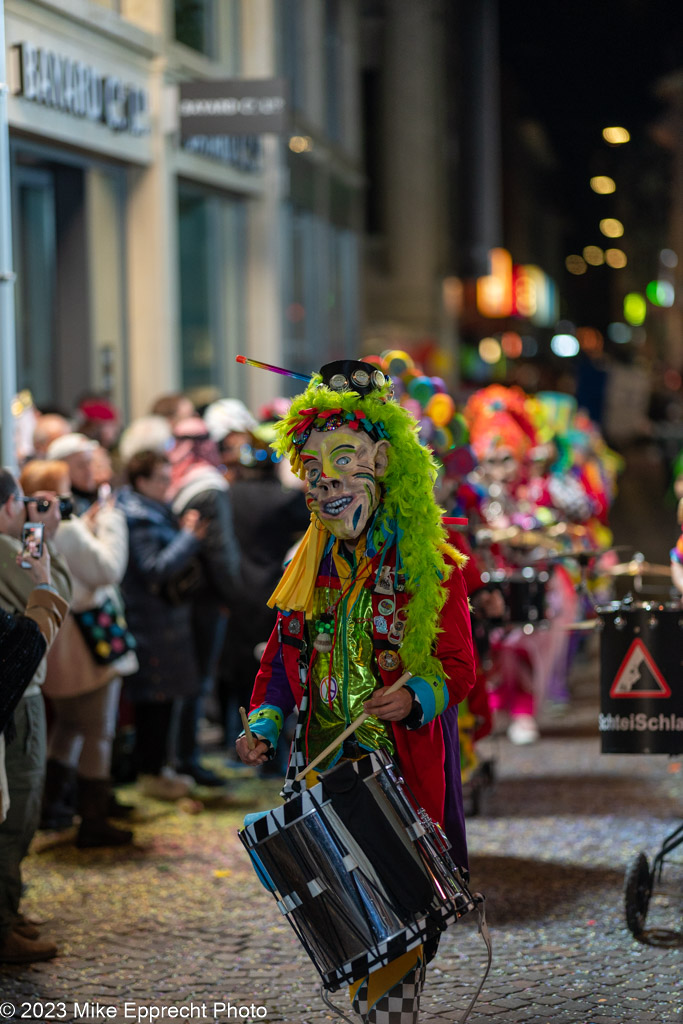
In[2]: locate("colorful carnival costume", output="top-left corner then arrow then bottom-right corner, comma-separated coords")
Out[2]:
671,500 -> 683,596
236,360 -> 476,1024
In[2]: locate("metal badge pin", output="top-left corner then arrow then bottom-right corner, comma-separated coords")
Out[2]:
388,621 -> 405,645
374,567 -> 394,594
378,649 -> 400,671
288,619 -> 301,635
313,632 -> 334,653
378,598 -> 395,616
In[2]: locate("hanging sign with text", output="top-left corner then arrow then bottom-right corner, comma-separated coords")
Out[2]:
179,78 -> 290,138
599,604 -> 683,754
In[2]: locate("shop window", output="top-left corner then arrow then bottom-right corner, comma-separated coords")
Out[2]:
324,0 -> 343,143
178,186 -> 246,395
282,203 -> 358,383
278,0 -> 305,114
175,0 -> 217,58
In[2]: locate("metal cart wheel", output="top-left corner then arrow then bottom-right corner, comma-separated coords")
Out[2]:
624,851 -> 653,937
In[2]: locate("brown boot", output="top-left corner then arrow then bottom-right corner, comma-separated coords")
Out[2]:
13,913 -> 40,939
0,930 -> 57,964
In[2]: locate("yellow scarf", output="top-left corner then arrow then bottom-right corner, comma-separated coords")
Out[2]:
267,520 -> 466,621
267,517 -> 329,619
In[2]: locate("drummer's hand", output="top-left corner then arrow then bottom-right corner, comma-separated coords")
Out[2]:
363,687 -> 413,722
235,735 -> 270,766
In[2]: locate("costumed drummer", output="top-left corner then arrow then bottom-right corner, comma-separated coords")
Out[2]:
236,360 -> 476,1024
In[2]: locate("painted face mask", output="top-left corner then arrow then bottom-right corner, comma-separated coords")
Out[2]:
301,426 -> 388,541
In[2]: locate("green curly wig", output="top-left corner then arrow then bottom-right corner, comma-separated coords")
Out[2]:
274,374 -> 458,679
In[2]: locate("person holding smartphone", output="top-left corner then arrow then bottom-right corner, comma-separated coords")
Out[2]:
0,470 -> 72,964
19,460 -> 137,848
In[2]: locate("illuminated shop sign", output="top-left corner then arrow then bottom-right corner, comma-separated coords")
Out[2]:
14,42 -> 149,137
475,248 -> 557,326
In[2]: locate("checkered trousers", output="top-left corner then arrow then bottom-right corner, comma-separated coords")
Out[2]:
351,959 -> 426,1024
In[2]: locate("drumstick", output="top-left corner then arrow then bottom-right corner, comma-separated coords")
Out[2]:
239,706 -> 256,750
294,670 -> 412,782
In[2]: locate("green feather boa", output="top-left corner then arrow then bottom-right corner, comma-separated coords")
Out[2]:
274,376 -> 455,679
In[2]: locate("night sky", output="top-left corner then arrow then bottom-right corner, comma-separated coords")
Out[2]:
499,0 -> 683,330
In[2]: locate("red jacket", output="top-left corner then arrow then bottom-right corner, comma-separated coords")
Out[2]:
249,550 -> 476,852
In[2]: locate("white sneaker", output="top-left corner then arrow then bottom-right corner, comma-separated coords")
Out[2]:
507,714 -> 539,745
160,765 -> 195,788
138,773 -> 192,801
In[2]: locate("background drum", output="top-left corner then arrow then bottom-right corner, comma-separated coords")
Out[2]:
481,567 -> 549,628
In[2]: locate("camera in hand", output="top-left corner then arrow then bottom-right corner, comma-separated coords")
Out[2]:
58,496 -> 73,519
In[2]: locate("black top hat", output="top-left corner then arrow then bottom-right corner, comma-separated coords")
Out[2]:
319,360 -> 388,397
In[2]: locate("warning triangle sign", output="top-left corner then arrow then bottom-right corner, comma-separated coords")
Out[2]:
609,639 -> 671,698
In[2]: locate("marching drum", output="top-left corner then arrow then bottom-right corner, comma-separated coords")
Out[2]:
239,749 -> 478,991
599,601 -> 683,755
481,567 -> 549,628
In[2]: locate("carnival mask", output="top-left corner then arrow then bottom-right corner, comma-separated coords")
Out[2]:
301,426 -> 389,541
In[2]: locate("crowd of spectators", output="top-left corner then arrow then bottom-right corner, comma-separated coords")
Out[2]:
0,390 -> 308,964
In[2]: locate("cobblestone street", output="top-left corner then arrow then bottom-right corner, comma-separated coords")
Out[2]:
1,639 -> 681,1024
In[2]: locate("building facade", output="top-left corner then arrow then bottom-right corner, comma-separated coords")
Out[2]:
3,0 -> 363,424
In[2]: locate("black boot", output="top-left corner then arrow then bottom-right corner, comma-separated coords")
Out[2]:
76,777 -> 134,848
107,785 -> 135,819
41,759 -> 76,830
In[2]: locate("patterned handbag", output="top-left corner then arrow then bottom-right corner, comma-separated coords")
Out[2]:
72,594 -> 137,666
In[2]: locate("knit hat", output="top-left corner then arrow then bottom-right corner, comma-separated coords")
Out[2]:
46,432 -> 98,460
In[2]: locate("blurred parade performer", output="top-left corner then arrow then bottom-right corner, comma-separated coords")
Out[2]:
462,385 -> 579,744
671,490 -> 683,595
236,360 -> 476,1024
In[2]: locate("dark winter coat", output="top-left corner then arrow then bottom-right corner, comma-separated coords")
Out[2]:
117,487 -> 202,703
220,478 -> 309,699
170,467 -> 241,680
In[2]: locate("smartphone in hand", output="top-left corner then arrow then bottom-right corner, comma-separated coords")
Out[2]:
20,522 -> 45,569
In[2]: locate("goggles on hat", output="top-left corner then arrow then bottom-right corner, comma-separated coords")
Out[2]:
318,360 -> 389,397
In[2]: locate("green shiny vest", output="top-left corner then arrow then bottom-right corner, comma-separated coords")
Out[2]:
307,583 -> 395,771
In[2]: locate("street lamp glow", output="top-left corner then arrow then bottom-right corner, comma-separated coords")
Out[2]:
590,175 -> 616,194
646,280 -> 675,308
605,248 -> 627,268
478,337 -> 502,364
603,126 -> 630,145
583,245 -> 604,266
607,322 -> 632,344
550,334 -> 580,357
600,218 -> 624,238
623,293 -> 646,326
565,254 -> 587,275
